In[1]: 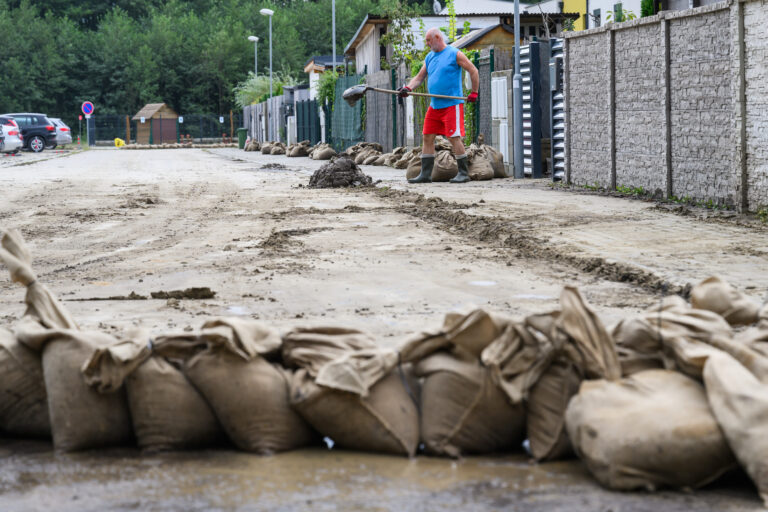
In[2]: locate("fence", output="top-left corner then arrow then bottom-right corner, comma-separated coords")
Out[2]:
330,74 -> 365,151
48,113 -> 243,145
563,0 -> 768,212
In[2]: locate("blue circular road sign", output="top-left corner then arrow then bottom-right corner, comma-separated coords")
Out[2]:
81,101 -> 94,115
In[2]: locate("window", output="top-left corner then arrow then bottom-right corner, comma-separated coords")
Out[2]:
528,25 -> 536,37
593,8 -> 601,27
613,3 -> 624,22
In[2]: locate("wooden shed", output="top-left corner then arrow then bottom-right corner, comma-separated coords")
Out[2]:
132,103 -> 179,144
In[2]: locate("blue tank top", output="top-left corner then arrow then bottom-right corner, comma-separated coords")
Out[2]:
425,45 -> 463,109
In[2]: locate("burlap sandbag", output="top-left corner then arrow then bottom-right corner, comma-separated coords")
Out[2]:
363,154 -> 381,165
312,145 -> 336,160
288,144 -> 309,157
290,368 -> 418,456
432,151 -> 458,181
0,327 -> 50,437
149,319 -> 316,454
261,143 -> 274,154
690,276 -> 760,326
373,154 -> 386,166
185,349 -> 315,454
284,326 -> 417,456
416,351 -> 525,457
526,358 -> 580,461
28,328 -> 134,452
467,154 -> 494,181
480,144 -> 506,178
406,157 -> 422,179
704,352 -> 768,506
354,148 -> 374,165
126,356 -> 225,452
396,148 -> 420,169
565,369 -> 736,491
270,145 -> 286,155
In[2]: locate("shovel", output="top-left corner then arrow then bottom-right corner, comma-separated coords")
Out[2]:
342,84 -> 467,107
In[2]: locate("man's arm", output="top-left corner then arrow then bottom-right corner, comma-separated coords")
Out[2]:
406,64 -> 428,90
456,51 -> 479,95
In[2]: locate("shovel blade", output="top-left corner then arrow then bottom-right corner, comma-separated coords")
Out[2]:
341,84 -> 368,107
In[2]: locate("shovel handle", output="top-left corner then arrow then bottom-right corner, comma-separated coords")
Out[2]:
369,87 -> 467,101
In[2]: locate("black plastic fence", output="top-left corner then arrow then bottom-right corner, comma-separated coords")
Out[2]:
46,113 -> 243,145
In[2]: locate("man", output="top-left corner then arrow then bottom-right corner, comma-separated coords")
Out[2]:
398,28 -> 479,184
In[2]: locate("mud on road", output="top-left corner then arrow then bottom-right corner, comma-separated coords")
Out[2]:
0,148 -> 765,510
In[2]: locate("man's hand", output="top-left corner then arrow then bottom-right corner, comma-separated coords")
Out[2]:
467,91 -> 478,103
398,86 -> 412,98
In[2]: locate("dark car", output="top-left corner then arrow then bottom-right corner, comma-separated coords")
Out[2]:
2,113 -> 57,153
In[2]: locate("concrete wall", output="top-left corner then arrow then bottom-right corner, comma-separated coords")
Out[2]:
564,0 -> 768,211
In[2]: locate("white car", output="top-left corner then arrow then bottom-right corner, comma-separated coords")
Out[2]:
48,117 -> 73,148
0,116 -> 23,154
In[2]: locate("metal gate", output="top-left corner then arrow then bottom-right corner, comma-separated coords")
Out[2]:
296,100 -> 320,145
549,38 -> 566,182
520,40 -> 551,178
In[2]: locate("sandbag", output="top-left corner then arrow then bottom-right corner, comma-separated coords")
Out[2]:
690,276 -> 760,326
480,144 -> 506,178
0,327 -> 50,437
288,144 -> 309,157
416,352 -> 525,457
185,349 -> 315,454
270,145 -> 286,155
38,330 -> 134,451
406,157 -> 422,179
432,151 -> 458,181
467,154 -> 494,181
354,148 -> 374,165
363,154 -> 381,165
126,356 -> 225,452
373,154 -> 386,166
526,359 -> 580,461
704,352 -> 768,506
261,143 -> 274,154
290,368 -> 418,456
565,369 -> 735,491
312,145 -> 336,160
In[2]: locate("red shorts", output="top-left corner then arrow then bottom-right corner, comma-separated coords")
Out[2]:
422,103 -> 465,138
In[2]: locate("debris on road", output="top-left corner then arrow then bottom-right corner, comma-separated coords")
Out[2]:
308,157 -> 373,188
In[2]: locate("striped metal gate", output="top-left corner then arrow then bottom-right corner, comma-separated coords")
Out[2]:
549,38 -> 566,182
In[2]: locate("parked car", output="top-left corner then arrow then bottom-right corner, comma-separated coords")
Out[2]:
2,113 -> 56,153
48,117 -> 72,148
0,116 -> 23,154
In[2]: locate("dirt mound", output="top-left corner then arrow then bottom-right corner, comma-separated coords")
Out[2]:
261,163 -> 287,170
308,158 -> 373,188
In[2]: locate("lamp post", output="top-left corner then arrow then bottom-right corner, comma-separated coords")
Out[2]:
332,0 -> 336,74
247,35 -> 259,76
260,8 -> 274,140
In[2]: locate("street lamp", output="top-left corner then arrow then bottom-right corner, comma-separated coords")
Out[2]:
332,0 -> 336,75
260,8 -> 274,140
247,35 -> 258,76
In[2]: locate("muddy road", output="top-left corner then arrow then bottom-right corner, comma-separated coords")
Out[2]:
0,148 -> 765,511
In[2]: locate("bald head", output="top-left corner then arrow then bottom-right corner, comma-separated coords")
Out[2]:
425,28 -> 446,52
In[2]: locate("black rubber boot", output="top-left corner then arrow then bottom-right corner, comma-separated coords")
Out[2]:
408,155 -> 434,183
450,155 -> 470,183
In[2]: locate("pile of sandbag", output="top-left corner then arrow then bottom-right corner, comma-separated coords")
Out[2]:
244,140 -> 261,152
286,140 -> 311,158
260,141 -> 286,155
2,225 -> 768,506
308,143 -> 336,160
340,142 -> 385,166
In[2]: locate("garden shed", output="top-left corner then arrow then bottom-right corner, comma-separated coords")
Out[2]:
132,103 -> 179,144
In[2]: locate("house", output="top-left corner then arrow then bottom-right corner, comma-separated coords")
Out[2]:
131,103 -> 178,144
303,55 -> 345,100
451,15 -> 579,51
345,3 -> 576,76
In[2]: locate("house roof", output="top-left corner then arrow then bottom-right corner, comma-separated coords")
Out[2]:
131,103 -> 176,121
303,55 -> 345,73
438,0 -> 533,15
344,14 -> 389,56
451,24 -> 511,48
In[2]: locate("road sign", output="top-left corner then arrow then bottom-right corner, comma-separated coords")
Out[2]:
140,117 -> 146,124
178,116 -> 184,124
81,101 -> 94,115
85,114 -> 91,119
219,116 -> 224,123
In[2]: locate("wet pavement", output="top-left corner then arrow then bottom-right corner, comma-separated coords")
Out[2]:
0,440 -> 762,511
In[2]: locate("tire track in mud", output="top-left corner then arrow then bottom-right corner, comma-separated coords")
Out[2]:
370,187 -> 692,297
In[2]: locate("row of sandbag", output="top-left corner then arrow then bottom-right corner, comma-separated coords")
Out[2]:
243,137 -> 508,182
1,227 -> 768,504
121,143 -> 237,150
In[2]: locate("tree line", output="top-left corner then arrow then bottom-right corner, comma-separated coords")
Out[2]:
0,0 -> 429,121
